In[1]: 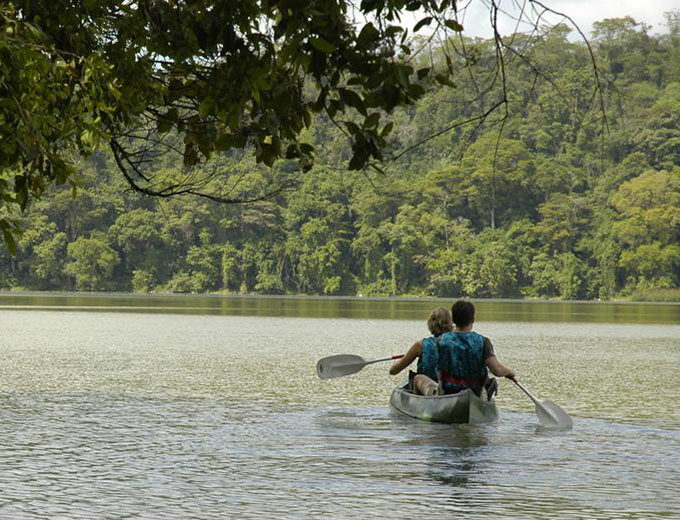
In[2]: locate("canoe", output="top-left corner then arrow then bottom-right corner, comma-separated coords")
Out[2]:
389,383 -> 498,424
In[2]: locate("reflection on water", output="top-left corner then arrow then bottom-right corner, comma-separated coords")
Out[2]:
1,292 -> 680,324
0,307 -> 679,518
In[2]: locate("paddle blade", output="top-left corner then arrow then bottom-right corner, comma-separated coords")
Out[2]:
535,399 -> 573,430
316,354 -> 366,380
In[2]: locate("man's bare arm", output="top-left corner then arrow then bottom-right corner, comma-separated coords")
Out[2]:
485,355 -> 516,379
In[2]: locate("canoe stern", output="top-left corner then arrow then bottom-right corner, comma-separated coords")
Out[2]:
389,385 -> 498,424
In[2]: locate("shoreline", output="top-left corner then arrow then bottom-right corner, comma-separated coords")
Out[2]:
1,289 -> 679,306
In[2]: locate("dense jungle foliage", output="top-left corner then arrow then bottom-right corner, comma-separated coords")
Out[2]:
1,16 -> 679,300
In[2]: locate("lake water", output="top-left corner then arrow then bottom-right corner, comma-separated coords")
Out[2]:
0,294 -> 678,518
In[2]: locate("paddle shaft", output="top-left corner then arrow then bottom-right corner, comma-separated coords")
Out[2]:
511,378 -> 541,406
363,354 -> 403,366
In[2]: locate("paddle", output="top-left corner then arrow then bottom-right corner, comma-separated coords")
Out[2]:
316,354 -> 403,380
510,377 -> 573,430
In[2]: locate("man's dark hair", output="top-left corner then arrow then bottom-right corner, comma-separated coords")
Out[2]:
451,300 -> 475,328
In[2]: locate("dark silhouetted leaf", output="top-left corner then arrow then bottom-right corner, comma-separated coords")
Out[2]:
309,37 -> 337,53
413,17 -> 433,33
444,19 -> 464,32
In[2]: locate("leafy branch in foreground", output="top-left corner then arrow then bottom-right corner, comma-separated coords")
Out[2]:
0,0 -> 607,248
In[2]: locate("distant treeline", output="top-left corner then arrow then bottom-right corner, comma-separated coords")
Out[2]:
1,16 -> 679,301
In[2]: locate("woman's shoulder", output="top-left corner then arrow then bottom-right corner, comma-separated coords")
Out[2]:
421,335 -> 437,347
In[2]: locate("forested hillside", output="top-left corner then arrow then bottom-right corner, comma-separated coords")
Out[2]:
2,16 -> 679,300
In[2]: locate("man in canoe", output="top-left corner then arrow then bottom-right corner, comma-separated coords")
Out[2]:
389,300 -> 516,398
438,300 -> 516,397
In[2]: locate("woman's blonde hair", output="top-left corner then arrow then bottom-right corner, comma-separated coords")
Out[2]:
427,306 -> 453,336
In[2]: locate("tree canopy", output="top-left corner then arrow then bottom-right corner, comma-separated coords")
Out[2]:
1,0 -> 602,248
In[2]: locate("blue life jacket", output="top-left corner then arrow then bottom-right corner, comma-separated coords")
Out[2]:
416,336 -> 439,382
436,331 -> 488,394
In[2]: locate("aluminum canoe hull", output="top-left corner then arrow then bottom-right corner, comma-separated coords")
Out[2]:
389,384 -> 498,424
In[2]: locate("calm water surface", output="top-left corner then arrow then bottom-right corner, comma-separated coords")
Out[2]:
0,296 -> 679,518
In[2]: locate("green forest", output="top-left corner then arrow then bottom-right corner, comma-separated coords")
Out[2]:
1,15 -> 679,301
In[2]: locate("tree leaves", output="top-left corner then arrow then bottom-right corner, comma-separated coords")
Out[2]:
364,112 -> 381,130
339,88 -> 367,116
413,17 -> 433,33
357,23 -> 380,48
309,37 -> 337,53
1,0 -> 472,234
215,133 -> 248,151
444,19 -> 464,32
0,220 -> 16,255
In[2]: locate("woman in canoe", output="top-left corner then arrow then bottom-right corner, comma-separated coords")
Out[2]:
389,306 -> 453,396
390,300 -> 516,397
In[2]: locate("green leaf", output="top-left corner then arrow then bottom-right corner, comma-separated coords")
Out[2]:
198,97 -> 214,118
396,65 -> 411,86
435,73 -> 456,88
348,150 -> 366,170
413,17 -> 433,33
183,142 -> 199,166
445,53 -> 453,72
251,88 -> 261,106
2,226 -> 17,255
381,121 -> 394,137
80,129 -> 95,147
214,133 -> 247,150
408,84 -> 425,99
327,99 -> 340,119
365,73 -> 382,89
303,106 -> 312,129
228,109 -> 241,130
357,23 -> 380,48
309,37 -> 337,53
444,19 -> 464,32
255,75 -> 271,91
344,121 -> 362,136
437,0 -> 453,12
285,144 -> 300,159
364,112 -> 380,129
386,26 -> 404,38
259,143 -> 276,166
339,89 -> 367,116
313,88 -> 328,111
157,117 -> 173,134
